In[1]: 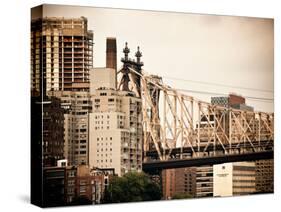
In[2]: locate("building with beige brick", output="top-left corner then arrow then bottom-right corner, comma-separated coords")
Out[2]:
89,67 -> 142,176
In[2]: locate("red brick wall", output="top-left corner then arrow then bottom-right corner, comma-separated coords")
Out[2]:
229,94 -> 245,106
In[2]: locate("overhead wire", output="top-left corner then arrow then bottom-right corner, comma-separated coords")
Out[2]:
162,75 -> 274,93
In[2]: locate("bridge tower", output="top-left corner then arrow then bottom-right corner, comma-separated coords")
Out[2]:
118,42 -> 143,97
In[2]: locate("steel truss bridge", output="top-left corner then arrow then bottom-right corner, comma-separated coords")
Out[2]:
117,43 -> 274,173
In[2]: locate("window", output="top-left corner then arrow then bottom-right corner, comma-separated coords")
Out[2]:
68,171 -> 75,177
80,180 -> 86,185
108,98 -> 114,102
79,186 -> 86,193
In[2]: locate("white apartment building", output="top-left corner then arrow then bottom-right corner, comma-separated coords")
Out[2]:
89,68 -> 142,176
213,162 -> 256,197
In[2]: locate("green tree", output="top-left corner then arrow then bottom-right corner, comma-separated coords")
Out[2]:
103,172 -> 161,203
171,193 -> 193,200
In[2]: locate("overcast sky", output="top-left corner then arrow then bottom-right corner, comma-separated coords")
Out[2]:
33,4 -> 274,112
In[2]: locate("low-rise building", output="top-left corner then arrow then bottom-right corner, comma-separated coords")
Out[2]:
162,166 -> 212,199
196,166 -> 213,197
43,166 -> 66,207
213,162 -> 256,197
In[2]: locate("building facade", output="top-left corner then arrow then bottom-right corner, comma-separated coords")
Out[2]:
42,97 -> 65,166
45,163 -> 109,205
213,162 -> 256,197
43,166 -> 66,207
31,17 -> 93,96
162,169 -> 176,199
211,93 -> 253,111
196,166 -> 213,197
255,159 -> 274,193
89,68 -> 142,176
65,166 -> 77,203
162,166 -> 212,199
49,91 -> 91,166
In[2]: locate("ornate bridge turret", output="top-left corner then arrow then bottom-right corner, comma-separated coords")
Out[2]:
118,42 -> 143,97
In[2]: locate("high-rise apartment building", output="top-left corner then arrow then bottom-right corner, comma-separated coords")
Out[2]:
213,162 -> 256,197
40,96 -> 65,166
31,17 -> 93,96
32,97 -> 65,167
49,91 -> 91,166
89,68 -> 142,176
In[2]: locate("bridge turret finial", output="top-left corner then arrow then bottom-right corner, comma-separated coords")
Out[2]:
123,42 -> 130,61
135,46 -> 142,64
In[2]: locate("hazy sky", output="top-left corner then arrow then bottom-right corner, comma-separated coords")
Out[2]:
34,4 -> 274,112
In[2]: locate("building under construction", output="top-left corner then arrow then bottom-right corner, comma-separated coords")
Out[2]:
31,16 -> 93,96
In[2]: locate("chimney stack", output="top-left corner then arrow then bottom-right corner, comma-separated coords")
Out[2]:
106,37 -> 117,70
